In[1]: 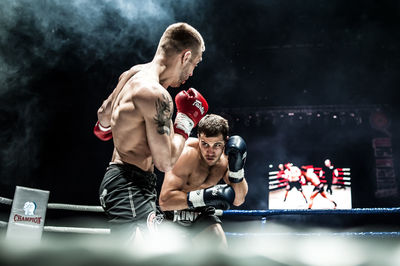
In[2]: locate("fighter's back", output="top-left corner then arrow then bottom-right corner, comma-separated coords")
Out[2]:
305,169 -> 321,186
111,70 -> 170,171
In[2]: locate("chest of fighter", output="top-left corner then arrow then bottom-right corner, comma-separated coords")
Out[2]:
186,169 -> 223,189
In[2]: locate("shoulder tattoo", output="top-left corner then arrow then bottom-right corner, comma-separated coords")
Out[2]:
154,94 -> 173,135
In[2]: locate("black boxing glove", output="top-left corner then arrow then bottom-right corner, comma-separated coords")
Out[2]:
187,184 -> 235,210
225,135 -> 247,183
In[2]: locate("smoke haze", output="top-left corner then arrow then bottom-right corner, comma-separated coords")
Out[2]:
0,0 -> 399,207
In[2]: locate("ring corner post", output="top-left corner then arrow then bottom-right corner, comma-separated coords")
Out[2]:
5,186 -> 50,244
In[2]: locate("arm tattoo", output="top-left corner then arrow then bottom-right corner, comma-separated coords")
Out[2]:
154,94 -> 173,135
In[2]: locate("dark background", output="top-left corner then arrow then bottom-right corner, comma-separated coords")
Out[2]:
1,0 -> 400,210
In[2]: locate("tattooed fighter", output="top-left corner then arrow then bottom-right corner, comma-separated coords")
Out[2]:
94,23 -> 208,241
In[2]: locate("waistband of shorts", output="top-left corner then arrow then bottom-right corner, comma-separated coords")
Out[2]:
107,162 -> 157,188
164,206 -> 215,219
109,162 -> 153,176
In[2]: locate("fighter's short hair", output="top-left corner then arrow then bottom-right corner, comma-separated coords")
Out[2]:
158,22 -> 205,57
198,114 -> 229,141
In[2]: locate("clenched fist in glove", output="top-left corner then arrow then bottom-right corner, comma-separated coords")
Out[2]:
174,88 -> 208,139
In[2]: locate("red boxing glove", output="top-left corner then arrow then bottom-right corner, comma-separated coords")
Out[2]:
174,88 -> 208,139
93,121 -> 112,141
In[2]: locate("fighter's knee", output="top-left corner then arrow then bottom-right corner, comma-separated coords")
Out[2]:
195,224 -> 227,248
204,224 -> 225,238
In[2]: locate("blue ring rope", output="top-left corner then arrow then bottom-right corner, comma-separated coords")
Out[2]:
226,231 -> 400,237
223,207 -> 400,216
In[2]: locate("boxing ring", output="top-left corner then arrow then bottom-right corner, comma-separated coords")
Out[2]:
1,187 -> 400,266
1,189 -> 400,238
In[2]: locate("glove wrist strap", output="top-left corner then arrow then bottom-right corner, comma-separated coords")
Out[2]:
229,168 -> 244,182
97,122 -> 111,132
174,113 -> 194,136
187,189 -> 205,208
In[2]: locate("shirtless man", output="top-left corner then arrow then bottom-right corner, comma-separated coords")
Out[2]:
159,114 -> 248,248
301,166 -> 337,209
283,163 -> 308,204
94,23 -> 208,240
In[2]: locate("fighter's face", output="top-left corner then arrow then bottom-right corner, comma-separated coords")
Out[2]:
198,133 -> 225,166
172,52 -> 202,88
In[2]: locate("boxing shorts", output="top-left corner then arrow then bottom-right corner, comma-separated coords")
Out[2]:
313,182 -> 325,193
286,180 -> 303,191
164,206 -> 221,235
99,162 -> 162,234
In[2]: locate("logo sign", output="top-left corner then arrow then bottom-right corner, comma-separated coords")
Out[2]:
6,186 -> 50,242
193,100 -> 205,115
24,201 -> 36,215
173,210 -> 200,227
13,201 -> 42,225
147,211 -> 163,234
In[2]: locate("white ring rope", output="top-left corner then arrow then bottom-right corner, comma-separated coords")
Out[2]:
43,225 -> 110,234
47,203 -> 103,212
0,221 -> 7,228
0,220 -> 109,234
0,197 -> 12,206
1,196 -> 106,234
0,196 -> 104,212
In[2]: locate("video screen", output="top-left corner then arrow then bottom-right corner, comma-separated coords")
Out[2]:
219,106 -> 392,209
268,163 -> 352,209
259,108 -> 379,210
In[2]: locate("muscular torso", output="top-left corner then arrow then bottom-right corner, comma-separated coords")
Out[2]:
285,166 -> 301,182
305,170 -> 321,186
180,140 -> 228,192
160,138 -> 248,211
110,70 -> 173,171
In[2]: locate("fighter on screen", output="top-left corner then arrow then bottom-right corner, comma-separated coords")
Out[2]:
282,163 -> 308,204
320,159 -> 339,195
301,166 -> 337,209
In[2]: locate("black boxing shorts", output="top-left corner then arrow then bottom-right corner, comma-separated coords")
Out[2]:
286,181 -> 303,191
164,206 -> 221,235
313,182 -> 325,193
99,163 -> 161,235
